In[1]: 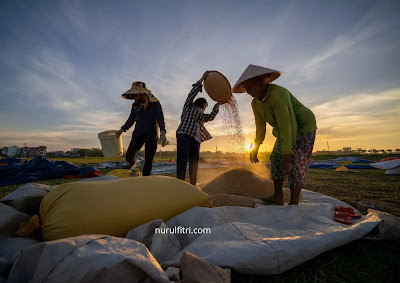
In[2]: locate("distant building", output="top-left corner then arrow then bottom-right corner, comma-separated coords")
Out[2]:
342,147 -> 352,152
2,145 -> 21,157
70,148 -> 82,153
21,146 -> 47,158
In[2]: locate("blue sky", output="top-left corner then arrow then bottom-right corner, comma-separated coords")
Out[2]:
1,0 -> 399,152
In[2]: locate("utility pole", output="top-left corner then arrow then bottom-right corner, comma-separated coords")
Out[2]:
327,141 -> 330,152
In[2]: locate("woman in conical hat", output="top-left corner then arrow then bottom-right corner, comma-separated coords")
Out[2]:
116,81 -> 168,176
232,64 -> 317,205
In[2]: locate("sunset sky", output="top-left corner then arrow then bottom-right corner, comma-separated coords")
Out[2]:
1,0 -> 399,153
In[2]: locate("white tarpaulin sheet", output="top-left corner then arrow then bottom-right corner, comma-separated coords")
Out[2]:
126,190 -> 382,275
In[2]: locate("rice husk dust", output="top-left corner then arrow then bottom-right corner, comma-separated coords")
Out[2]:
202,168 -> 293,203
220,96 -> 246,157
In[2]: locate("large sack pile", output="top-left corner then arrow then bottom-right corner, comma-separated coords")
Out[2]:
1,173 -> 399,282
202,169 -> 292,206
37,176 -> 209,241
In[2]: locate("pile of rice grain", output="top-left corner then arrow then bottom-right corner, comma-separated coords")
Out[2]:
202,168 -> 292,204
204,193 -> 256,208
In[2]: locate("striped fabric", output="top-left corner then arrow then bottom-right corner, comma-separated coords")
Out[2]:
176,82 -> 219,142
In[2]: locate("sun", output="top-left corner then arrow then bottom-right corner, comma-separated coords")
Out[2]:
247,143 -> 254,151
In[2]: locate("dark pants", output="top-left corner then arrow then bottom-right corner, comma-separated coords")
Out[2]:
126,138 -> 157,176
176,134 -> 200,186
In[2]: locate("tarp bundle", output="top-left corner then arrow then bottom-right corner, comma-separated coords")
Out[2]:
0,156 -> 100,186
309,161 -> 339,169
330,156 -> 373,163
371,159 -> 400,175
308,161 -> 376,169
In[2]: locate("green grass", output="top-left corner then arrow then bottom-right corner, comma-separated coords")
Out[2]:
304,169 -> 400,216
232,240 -> 400,282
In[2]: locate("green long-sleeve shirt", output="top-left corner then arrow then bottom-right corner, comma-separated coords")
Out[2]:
251,84 -> 317,154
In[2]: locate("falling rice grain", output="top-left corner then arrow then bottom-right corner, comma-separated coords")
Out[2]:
220,95 -> 246,156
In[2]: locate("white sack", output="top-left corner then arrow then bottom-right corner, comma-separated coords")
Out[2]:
367,209 -> 400,240
0,237 -> 40,275
0,203 -> 30,237
7,235 -> 170,283
0,183 -> 56,215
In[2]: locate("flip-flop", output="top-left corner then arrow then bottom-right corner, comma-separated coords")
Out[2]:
335,206 -> 354,213
335,206 -> 361,218
334,211 -> 352,225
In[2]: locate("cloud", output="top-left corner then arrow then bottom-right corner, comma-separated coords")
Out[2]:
287,2 -> 398,84
311,88 -> 400,149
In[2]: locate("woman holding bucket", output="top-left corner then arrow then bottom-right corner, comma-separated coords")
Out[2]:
232,64 -> 317,205
116,81 -> 167,176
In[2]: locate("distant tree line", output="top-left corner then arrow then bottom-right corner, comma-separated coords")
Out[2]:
77,148 -> 104,157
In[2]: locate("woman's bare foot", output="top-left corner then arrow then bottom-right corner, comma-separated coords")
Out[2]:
289,186 -> 302,205
261,195 -> 284,205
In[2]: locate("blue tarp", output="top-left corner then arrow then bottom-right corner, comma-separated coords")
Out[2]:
330,157 -> 373,163
344,165 -> 377,169
308,161 -> 376,169
308,161 -> 339,169
0,156 -> 99,186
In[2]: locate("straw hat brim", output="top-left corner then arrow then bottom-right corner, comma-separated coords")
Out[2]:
232,64 -> 281,93
122,87 -> 159,102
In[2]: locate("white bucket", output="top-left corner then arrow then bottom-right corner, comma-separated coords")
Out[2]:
98,130 -> 123,158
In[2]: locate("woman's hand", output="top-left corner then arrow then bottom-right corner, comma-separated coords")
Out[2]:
250,144 -> 260,163
115,129 -> 124,139
280,154 -> 292,175
160,131 -> 167,147
200,71 -> 210,83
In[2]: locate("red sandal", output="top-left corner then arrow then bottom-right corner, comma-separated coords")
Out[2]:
334,211 -> 352,225
335,206 -> 361,224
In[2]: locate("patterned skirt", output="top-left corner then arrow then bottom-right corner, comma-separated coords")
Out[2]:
270,131 -> 316,188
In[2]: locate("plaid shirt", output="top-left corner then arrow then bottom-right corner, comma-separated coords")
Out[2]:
176,82 -> 219,142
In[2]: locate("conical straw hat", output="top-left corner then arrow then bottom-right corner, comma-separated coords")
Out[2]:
203,71 -> 232,103
232,64 -> 281,93
122,81 -> 159,102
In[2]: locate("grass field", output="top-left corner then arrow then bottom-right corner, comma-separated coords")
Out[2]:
1,154 -> 399,282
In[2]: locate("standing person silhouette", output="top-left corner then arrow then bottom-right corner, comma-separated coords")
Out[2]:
116,81 -> 167,176
232,65 -> 317,204
176,71 -> 220,186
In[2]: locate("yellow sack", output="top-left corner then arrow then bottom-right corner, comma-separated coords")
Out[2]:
40,176 -> 209,241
